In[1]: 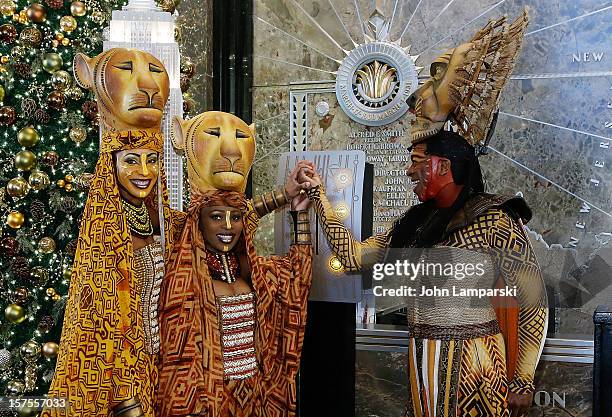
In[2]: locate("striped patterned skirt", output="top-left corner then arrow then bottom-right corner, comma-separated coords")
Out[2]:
405,333 -> 509,417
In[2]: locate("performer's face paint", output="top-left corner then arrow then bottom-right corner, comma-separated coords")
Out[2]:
115,150 -> 159,202
199,206 -> 243,253
408,143 -> 454,202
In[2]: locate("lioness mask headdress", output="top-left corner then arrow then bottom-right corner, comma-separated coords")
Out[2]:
74,48 -> 170,133
171,111 -> 256,194
409,9 -> 529,152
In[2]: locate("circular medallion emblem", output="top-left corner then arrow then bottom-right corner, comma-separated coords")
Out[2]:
335,42 -> 419,126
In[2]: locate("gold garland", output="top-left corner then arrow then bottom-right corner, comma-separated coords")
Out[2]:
121,199 -> 153,237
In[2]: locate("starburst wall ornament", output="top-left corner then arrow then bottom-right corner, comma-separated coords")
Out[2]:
334,1 -> 421,126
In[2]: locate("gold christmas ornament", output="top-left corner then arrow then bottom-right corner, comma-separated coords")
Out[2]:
42,52 -> 63,73
42,341 -> 59,358
31,266 -> 49,285
70,1 -> 85,16
6,380 -> 25,395
55,32 -> 64,41
65,183 -> 73,192
68,126 -> 86,143
56,179 -> 65,187
20,340 -> 40,363
64,174 -> 74,182
26,3 -> 46,23
62,267 -> 72,279
74,172 -> 93,189
46,288 -> 56,297
6,210 -> 24,228
28,169 -> 50,190
14,150 -> 37,171
90,9 -> 104,23
159,0 -> 175,13
0,55 -> 8,64
59,15 -> 77,32
0,0 -> 16,17
17,126 -> 40,147
66,86 -> 84,100
19,26 -> 43,47
0,84 -> 5,101
7,176 -> 29,198
5,303 -> 26,323
61,37 -> 70,46
51,70 -> 72,91
10,45 -> 25,58
51,39 -> 59,48
38,237 -> 56,253
18,405 -> 38,417
52,294 -> 61,301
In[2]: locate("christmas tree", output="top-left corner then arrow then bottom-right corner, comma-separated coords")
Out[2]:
0,0 -> 127,401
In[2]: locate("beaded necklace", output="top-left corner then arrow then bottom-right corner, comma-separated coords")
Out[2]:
121,199 -> 154,237
205,248 -> 240,284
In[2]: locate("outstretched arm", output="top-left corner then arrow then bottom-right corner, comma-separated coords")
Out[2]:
301,168 -> 390,272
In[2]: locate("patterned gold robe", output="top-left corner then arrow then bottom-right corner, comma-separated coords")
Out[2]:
308,186 -> 547,417
42,131 -> 184,417
157,191 -> 312,417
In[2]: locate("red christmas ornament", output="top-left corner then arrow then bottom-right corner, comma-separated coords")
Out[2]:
0,237 -> 20,257
47,91 -> 65,110
44,0 -> 64,9
0,106 -> 16,125
26,3 -> 47,23
0,23 -> 17,44
10,256 -> 30,280
34,108 -> 50,123
82,100 -> 98,119
41,151 -> 59,166
12,287 -> 29,305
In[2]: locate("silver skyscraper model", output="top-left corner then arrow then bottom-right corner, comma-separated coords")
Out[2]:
104,0 -> 184,210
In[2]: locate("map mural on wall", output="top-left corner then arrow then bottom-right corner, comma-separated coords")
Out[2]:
250,0 -> 612,337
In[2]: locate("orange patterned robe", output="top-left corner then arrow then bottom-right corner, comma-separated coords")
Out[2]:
157,192 -> 312,417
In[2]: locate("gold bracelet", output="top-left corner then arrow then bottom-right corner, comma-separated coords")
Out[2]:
291,210 -> 311,245
253,186 -> 289,217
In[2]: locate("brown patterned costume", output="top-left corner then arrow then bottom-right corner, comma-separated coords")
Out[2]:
157,191 -> 312,417
307,185 -> 547,417
43,130 -> 184,417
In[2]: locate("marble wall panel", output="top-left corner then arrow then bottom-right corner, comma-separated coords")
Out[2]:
176,0 -> 213,112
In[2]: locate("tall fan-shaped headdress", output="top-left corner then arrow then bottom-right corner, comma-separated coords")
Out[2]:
411,9 -> 529,152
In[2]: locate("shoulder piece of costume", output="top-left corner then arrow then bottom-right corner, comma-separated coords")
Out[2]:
446,193 -> 532,234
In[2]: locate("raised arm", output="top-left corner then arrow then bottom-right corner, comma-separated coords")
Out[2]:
251,160 -> 313,218
305,180 -> 391,272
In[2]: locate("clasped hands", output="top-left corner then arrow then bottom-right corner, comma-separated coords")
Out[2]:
284,160 -> 322,211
